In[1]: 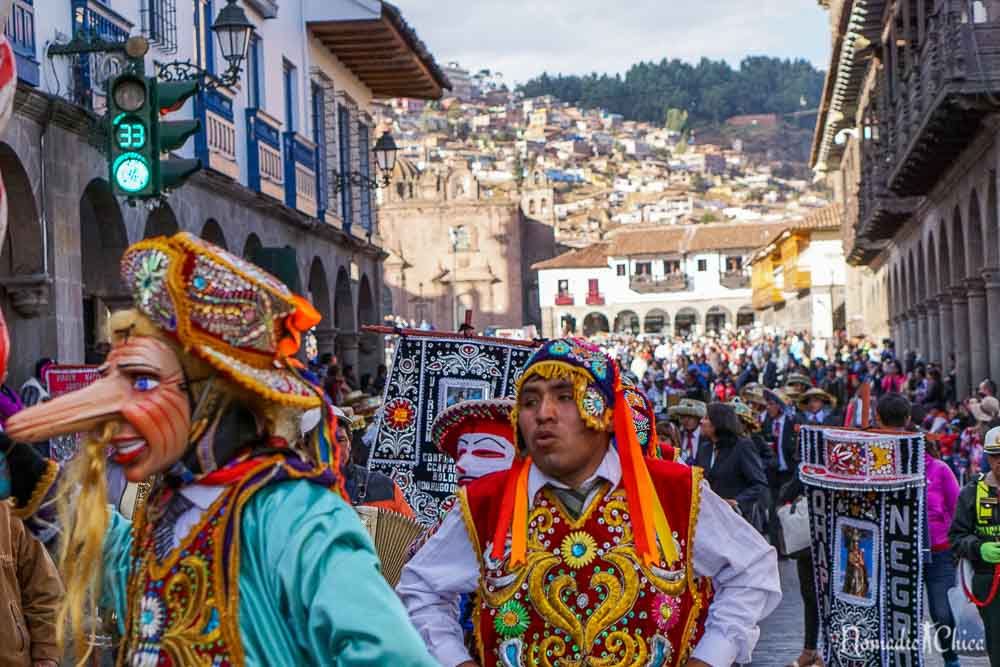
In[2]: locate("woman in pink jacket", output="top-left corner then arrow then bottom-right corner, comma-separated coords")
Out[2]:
924,442 -> 962,667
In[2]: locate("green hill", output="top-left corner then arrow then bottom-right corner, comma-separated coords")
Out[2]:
518,56 -> 824,128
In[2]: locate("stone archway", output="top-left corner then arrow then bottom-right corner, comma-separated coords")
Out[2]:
307,257 -> 333,359
675,307 -> 699,338
144,203 -> 180,239
737,305 -> 755,328
243,233 -> 263,261
80,179 -> 129,363
0,143 -> 48,383
643,308 -> 669,334
583,312 -> 610,337
613,309 -> 640,335
705,305 -> 730,333
334,266 -> 357,377
357,273 -> 380,384
201,218 -> 228,250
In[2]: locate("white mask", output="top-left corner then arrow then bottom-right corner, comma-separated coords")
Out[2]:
454,432 -> 515,485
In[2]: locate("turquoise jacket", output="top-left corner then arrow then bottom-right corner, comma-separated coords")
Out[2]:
101,479 -> 437,666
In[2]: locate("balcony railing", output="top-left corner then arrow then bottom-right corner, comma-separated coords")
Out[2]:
197,89 -> 238,181
585,292 -> 605,306
882,1 -> 1000,195
720,270 -> 750,290
629,273 -> 688,293
246,109 -> 284,202
284,132 -> 318,218
5,0 -> 38,86
555,292 -> 574,305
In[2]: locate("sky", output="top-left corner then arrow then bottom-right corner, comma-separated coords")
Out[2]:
391,0 -> 833,85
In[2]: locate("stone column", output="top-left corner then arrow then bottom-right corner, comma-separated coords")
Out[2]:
336,332 -> 360,378
966,278 -> 989,390
925,299 -> 940,364
982,268 -> 1000,382
905,311 -> 917,360
937,294 -> 954,375
951,288 -> 972,400
315,327 -> 338,357
916,305 -> 929,362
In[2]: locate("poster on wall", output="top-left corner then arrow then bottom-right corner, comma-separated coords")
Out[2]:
43,364 -> 101,462
799,426 -> 926,667
366,329 -> 537,526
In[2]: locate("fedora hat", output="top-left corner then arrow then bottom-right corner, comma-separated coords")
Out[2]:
798,387 -> 837,409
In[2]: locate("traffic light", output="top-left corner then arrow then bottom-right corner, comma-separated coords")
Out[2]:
108,74 -> 155,197
152,79 -> 202,192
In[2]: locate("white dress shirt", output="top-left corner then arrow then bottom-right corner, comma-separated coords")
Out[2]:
397,447 -> 781,667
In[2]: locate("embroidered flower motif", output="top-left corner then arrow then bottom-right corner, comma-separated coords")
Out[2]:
139,593 -> 166,640
385,398 -> 416,431
561,531 -> 598,569
548,341 -> 571,356
653,593 -> 682,632
130,644 -> 161,667
633,412 -> 650,446
494,600 -> 530,638
589,358 -> 608,380
582,386 -> 606,420
134,252 -> 168,308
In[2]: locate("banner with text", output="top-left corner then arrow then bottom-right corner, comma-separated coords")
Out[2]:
799,426 -> 926,667
43,364 -> 101,462
367,333 -> 537,526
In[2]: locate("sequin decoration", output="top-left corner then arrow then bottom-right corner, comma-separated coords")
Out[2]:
582,386 -> 607,421
561,531 -> 598,569
385,398 -> 417,432
121,248 -> 178,332
654,593 -> 682,632
182,234 -> 292,298
494,600 -> 530,638
197,345 -> 318,402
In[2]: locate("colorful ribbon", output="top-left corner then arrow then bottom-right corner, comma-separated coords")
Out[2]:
277,295 -> 322,363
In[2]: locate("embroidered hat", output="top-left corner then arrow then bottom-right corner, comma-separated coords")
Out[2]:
498,338 -> 678,568
667,398 -> 707,420
120,233 -> 322,408
432,399 -> 514,461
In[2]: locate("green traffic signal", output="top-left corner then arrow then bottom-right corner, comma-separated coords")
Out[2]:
108,75 -> 155,197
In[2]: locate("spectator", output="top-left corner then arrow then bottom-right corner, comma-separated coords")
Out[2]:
18,358 -> 55,408
699,402 -> 768,531
0,499 -> 62,667
372,364 -> 388,396
978,378 -> 997,400
881,359 -> 906,395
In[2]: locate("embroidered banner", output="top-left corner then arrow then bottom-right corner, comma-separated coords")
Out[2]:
366,332 -> 537,526
799,427 -> 926,667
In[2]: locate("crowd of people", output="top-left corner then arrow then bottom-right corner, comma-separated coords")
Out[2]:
596,328 -> 999,667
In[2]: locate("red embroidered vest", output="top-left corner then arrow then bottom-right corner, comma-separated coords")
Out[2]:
460,457 -> 711,667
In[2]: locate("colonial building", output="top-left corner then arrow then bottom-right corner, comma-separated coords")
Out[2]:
0,0 -> 447,385
380,163 -> 556,331
812,0 -> 1000,396
533,222 -> 785,338
749,205 -> 847,338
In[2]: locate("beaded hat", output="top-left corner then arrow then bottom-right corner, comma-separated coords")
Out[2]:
120,233 -> 322,409
431,399 -> 514,461
497,338 -> 677,568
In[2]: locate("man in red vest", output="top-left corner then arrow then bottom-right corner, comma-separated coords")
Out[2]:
398,338 -> 780,667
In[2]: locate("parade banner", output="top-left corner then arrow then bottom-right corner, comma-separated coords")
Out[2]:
366,329 -> 537,526
799,426 -> 926,667
43,364 -> 100,462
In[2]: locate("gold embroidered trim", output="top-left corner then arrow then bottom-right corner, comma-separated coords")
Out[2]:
677,466 -> 705,664
459,487 -> 489,665
11,459 -> 58,519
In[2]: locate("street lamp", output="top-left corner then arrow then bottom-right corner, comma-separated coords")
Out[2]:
332,131 -> 400,194
212,0 -> 255,77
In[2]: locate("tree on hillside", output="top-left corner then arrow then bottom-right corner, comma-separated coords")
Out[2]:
664,107 -> 689,132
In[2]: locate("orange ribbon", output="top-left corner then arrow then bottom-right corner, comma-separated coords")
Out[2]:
277,295 -> 321,365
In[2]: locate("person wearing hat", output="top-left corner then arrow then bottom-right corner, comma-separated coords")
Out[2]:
784,371 -> 813,399
762,389 -> 801,551
0,233 -> 436,665
432,399 -> 516,487
398,339 -> 780,667
949,426 -> 1000,667
669,398 -> 709,467
797,388 -> 842,427
329,404 -> 414,517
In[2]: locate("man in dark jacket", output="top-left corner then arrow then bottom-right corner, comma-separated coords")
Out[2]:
762,390 -> 800,549
949,427 -> 1000,666
0,499 -> 62,667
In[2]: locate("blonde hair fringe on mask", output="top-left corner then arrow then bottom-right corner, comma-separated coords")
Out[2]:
55,421 -> 117,663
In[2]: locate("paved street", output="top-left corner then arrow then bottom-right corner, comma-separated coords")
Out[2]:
751,560 -> 990,667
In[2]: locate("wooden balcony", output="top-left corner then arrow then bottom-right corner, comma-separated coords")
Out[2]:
856,152 -> 919,243
720,270 -> 750,290
886,2 -> 1000,196
198,89 -> 239,181
284,132 -> 318,218
555,292 -> 574,305
246,109 -> 284,202
629,273 -> 688,294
